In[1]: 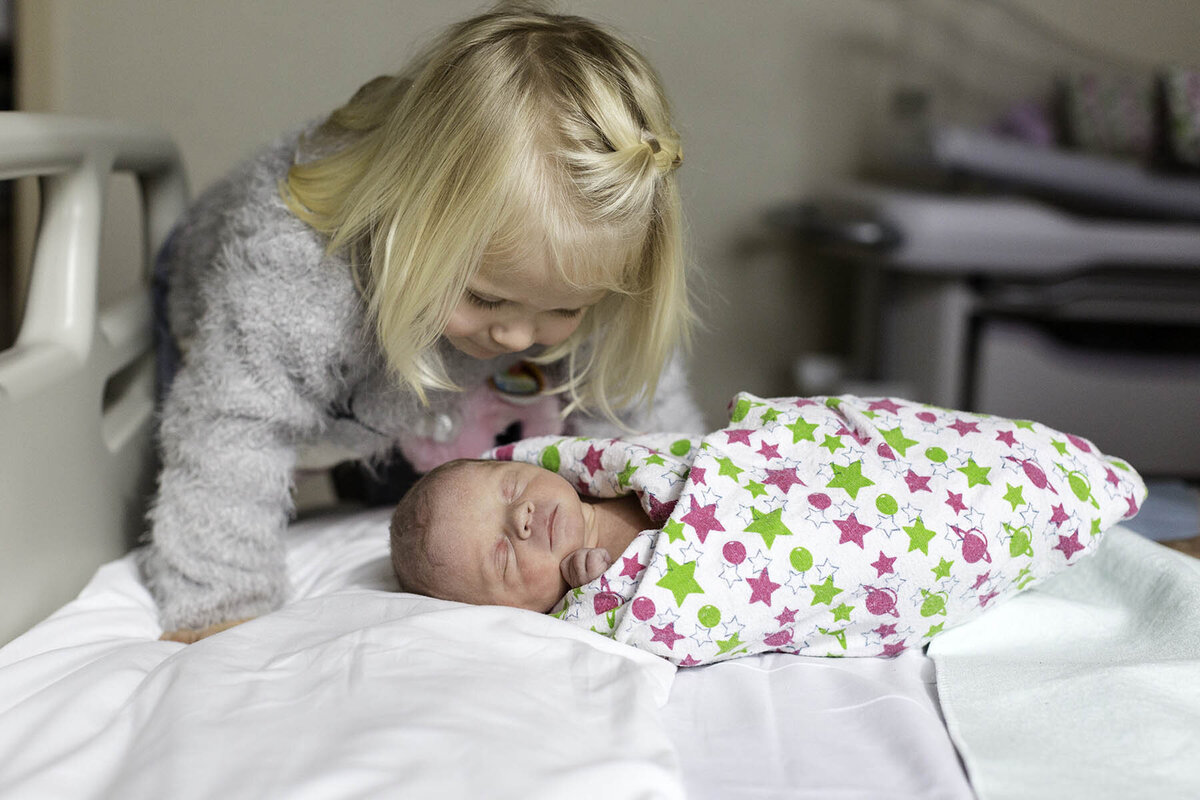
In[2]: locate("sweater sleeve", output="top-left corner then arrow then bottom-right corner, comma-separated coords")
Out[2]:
564,348 -> 707,438
136,136 -> 356,630
138,270 -> 332,630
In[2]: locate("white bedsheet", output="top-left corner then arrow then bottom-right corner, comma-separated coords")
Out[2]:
0,510 -> 680,800
931,526 -> 1200,800
0,508 -> 972,799
664,653 -> 973,800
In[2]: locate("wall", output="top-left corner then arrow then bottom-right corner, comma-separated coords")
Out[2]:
15,0 -> 1199,425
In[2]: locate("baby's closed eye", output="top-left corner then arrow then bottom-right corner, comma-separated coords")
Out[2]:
495,538 -> 512,577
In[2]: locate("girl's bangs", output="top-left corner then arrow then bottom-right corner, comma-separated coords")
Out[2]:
486,178 -> 646,297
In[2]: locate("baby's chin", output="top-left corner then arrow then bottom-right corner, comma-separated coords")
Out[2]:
576,503 -> 599,549
511,596 -> 558,614
536,580 -> 572,614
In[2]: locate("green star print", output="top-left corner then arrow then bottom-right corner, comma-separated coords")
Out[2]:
745,507 -> 793,548
904,517 -> 937,555
810,576 -> 843,606
657,556 -> 705,606
827,460 -> 875,499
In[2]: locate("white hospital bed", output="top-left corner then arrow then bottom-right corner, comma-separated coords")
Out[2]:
2,114 -> 1198,800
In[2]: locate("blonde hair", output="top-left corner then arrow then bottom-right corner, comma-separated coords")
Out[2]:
283,3 -> 691,422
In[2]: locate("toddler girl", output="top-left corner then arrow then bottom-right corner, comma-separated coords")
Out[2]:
142,4 -> 703,642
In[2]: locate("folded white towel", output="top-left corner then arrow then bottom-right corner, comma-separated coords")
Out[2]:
930,526 -> 1200,800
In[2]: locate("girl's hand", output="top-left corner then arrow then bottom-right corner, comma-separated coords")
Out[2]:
160,618 -> 251,644
560,547 -> 612,588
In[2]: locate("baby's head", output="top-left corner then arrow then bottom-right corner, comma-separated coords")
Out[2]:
390,458 -> 598,613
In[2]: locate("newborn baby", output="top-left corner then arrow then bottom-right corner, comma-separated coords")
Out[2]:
391,392 -> 1145,665
390,458 -> 649,613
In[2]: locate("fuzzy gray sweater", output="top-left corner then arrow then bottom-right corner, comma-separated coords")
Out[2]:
138,128 -> 705,631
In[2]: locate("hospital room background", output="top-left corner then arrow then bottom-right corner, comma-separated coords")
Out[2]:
2,0 -> 1199,636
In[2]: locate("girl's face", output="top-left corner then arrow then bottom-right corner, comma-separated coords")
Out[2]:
444,249 -> 607,360
425,460 -> 599,612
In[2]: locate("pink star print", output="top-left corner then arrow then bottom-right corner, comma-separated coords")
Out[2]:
582,445 -> 605,476
794,398 -> 819,408
835,424 -> 871,446
1054,530 -> 1085,560
763,467 -> 805,494
1124,493 -> 1140,518
972,571 -> 991,590
690,466 -> 706,485
620,554 -> 645,578
1050,504 -> 1070,527
764,629 -> 794,647
725,429 -> 753,446
995,430 -> 1017,447
834,513 -> 872,548
868,398 -> 902,415
881,641 -> 908,657
775,606 -> 798,625
747,567 -> 781,606
680,655 -> 701,667
874,623 -> 897,638
946,491 -> 967,515
651,622 -> 684,649
978,590 -> 1000,607
681,497 -> 725,543
871,551 -> 896,576
1105,467 -> 1121,487
644,493 -> 677,523
904,469 -> 932,493
757,441 -> 781,461
1067,434 -> 1093,453
948,418 -> 981,437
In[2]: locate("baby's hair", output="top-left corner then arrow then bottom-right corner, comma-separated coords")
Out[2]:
389,458 -> 480,600
283,2 -> 691,423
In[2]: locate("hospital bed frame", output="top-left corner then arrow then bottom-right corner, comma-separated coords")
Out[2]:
0,113 -> 188,644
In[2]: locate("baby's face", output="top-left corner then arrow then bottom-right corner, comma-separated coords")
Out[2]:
424,460 -> 598,612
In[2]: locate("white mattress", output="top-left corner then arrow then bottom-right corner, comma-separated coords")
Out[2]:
0,508 -> 973,800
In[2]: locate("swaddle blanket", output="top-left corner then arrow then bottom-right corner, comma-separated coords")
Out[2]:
490,394 -> 1146,665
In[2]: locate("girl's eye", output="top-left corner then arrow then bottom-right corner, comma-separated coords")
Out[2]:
467,292 -> 503,310
551,307 -> 584,319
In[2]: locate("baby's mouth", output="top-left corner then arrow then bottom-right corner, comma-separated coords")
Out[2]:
546,505 -> 558,549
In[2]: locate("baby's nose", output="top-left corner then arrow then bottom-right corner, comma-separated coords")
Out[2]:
513,501 -> 533,540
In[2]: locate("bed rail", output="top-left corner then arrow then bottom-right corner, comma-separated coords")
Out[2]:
0,114 -> 188,644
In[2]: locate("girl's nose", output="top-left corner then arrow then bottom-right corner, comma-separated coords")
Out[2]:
490,319 -> 535,352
